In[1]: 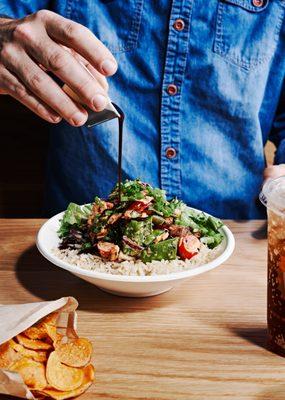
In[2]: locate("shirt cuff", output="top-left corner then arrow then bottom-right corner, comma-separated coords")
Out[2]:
0,14 -> 13,19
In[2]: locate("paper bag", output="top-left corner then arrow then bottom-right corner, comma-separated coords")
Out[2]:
0,297 -> 79,399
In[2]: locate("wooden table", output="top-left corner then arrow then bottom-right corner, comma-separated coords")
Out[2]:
1,219 -> 285,400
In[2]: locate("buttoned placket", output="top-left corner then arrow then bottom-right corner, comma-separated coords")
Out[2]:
160,0 -> 193,199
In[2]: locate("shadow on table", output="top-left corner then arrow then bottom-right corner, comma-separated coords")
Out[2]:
230,326 -> 268,350
251,221 -> 267,240
15,245 -> 176,313
231,219 -> 267,240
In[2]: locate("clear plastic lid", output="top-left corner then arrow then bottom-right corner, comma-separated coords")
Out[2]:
260,176 -> 285,215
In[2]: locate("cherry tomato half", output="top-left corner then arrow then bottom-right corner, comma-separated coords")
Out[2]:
178,234 -> 201,260
128,197 -> 153,212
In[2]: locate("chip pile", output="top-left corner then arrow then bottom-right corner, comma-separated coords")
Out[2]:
0,312 -> 94,399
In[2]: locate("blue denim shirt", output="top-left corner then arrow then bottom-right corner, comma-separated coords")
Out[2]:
1,0 -> 285,218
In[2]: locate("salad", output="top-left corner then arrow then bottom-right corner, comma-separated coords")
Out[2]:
58,180 -> 224,264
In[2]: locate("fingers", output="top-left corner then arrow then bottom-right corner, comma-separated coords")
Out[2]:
0,65 -> 62,123
42,11 -> 117,76
1,45 -> 88,125
65,47 -> 109,92
0,10 -> 114,125
83,63 -> 109,92
264,164 -> 285,182
26,36 -> 108,111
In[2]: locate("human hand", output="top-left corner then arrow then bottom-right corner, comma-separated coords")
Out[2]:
0,10 -> 117,126
263,164 -> 285,182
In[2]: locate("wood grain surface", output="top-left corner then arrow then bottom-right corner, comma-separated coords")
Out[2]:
1,219 -> 284,400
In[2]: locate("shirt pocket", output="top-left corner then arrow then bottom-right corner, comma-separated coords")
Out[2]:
87,0 -> 144,53
213,0 -> 285,71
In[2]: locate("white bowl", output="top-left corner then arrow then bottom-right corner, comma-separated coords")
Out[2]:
36,210 -> 235,297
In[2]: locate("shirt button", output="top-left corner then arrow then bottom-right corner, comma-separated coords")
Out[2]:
173,18 -> 185,31
166,147 -> 177,159
167,84 -> 178,96
252,0 -> 264,6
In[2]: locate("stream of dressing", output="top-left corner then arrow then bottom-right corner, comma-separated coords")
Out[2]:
112,103 -> 124,202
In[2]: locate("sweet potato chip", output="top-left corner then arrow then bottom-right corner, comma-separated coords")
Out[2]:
9,340 -> 47,363
42,312 -> 58,326
46,351 -> 84,391
53,332 -> 64,346
23,325 -> 48,340
33,364 -> 95,400
24,314 -> 58,341
55,337 -> 92,368
16,334 -> 52,351
9,357 -> 47,390
0,341 -> 22,369
45,324 -> 57,342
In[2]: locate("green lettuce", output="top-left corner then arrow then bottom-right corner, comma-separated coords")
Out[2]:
58,203 -> 92,238
175,206 -> 224,248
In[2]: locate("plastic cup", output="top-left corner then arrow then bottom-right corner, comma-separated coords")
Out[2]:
260,177 -> 285,356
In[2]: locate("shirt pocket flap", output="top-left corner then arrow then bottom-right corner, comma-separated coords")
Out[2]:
222,0 -> 269,12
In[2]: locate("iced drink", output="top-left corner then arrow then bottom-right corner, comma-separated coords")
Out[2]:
260,177 -> 285,356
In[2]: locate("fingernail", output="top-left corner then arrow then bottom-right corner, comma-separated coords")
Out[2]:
50,115 -> 61,123
71,112 -> 87,126
101,59 -> 117,75
92,94 -> 107,111
38,104 -> 61,123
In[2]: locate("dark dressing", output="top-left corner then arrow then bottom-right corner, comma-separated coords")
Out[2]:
112,103 -> 124,202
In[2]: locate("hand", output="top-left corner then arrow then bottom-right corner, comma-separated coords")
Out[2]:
0,10 -> 117,126
263,164 -> 285,182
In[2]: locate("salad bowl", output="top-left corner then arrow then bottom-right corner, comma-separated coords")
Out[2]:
37,211 -> 235,297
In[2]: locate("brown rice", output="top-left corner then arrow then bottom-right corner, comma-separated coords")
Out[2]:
52,240 -> 225,276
